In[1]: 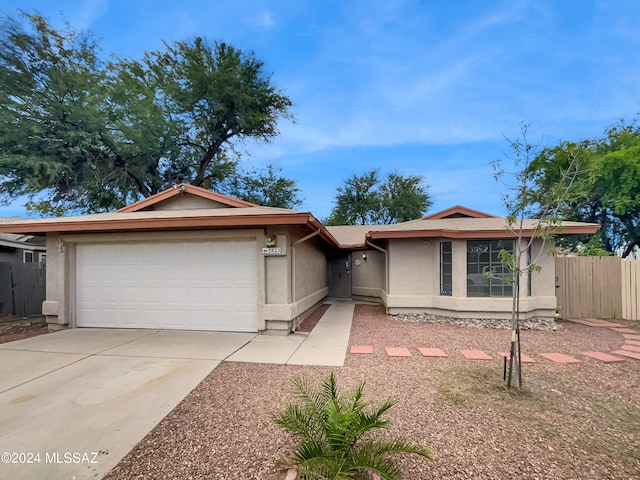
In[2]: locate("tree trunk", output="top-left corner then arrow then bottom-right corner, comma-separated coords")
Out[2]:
507,257 -> 522,389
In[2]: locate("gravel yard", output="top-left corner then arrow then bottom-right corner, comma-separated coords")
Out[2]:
105,304 -> 640,480
0,316 -> 48,344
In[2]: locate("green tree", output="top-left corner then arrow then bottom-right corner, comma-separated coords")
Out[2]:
326,169 -> 431,225
226,164 -> 302,208
0,13 -> 293,214
0,14 -> 111,212
272,372 -> 431,479
528,120 -> 640,257
326,169 -> 381,225
379,172 -> 433,224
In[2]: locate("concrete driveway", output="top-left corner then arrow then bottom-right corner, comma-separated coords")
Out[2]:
0,328 -> 255,480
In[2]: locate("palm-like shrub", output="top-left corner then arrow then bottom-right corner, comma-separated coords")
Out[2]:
271,372 -> 432,479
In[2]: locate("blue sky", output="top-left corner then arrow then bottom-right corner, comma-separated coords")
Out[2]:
1,0 -> 639,220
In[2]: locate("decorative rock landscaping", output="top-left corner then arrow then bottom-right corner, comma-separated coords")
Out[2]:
391,312 -> 559,330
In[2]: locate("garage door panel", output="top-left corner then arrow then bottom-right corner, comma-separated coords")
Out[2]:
234,287 -> 257,304
210,242 -> 234,261
76,240 -> 258,332
235,240 -> 257,258
98,244 -> 121,263
183,287 -> 212,304
235,263 -> 256,280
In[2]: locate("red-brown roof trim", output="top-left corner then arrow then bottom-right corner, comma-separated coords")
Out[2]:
0,212 -> 341,248
367,224 -> 600,241
117,183 -> 257,212
423,205 -> 496,219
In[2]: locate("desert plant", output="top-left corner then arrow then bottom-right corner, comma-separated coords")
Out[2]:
271,372 -> 432,480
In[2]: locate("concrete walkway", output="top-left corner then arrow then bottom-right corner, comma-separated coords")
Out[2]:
227,301 -> 354,366
0,302 -> 354,479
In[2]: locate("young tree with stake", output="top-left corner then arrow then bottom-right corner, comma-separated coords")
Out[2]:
492,124 -> 582,388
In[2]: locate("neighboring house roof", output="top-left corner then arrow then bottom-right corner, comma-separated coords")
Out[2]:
0,231 -> 46,251
117,183 -> 257,212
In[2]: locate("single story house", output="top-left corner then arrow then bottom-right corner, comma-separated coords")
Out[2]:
0,231 -> 46,264
0,185 -> 599,334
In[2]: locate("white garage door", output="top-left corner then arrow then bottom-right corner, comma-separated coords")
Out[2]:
76,240 -> 257,332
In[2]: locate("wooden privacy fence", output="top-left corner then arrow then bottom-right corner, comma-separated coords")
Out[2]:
0,262 -> 46,317
555,256 -> 640,321
622,259 -> 640,321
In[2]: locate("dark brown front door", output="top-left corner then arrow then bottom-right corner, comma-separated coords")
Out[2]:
329,254 -> 352,298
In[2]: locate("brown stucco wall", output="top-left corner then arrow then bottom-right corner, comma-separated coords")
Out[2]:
261,227 -> 329,332
293,235 -> 328,302
152,195 -> 233,210
351,249 -> 385,301
384,237 -> 557,320
43,226 -> 330,334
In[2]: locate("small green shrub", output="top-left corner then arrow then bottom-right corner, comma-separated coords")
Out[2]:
271,372 -> 432,480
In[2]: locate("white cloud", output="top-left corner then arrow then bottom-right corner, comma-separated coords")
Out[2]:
254,11 -> 275,29
69,0 -> 111,30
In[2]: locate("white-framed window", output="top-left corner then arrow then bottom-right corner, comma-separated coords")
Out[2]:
440,241 -> 452,296
39,253 -> 47,265
23,250 -> 34,263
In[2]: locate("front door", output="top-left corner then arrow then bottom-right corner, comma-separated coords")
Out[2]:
329,254 -> 352,298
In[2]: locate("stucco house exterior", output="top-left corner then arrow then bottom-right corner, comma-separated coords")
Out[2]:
0,185 -> 598,333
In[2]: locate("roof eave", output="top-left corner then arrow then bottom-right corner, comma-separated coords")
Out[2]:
0,213 -> 308,234
0,212 -> 343,249
367,224 -> 600,240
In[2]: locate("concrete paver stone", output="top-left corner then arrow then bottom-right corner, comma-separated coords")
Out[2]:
350,345 -> 374,354
612,350 -> 640,360
581,351 -> 625,363
609,327 -> 638,334
418,347 -> 448,357
621,344 -> 640,353
385,347 -> 412,357
460,349 -> 492,360
622,334 -> 640,341
538,353 -> 581,363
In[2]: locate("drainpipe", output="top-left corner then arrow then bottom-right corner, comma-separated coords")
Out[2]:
366,239 -> 389,313
291,229 -> 321,316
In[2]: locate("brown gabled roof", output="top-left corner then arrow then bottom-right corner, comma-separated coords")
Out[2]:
0,197 -> 600,250
366,217 -> 600,241
423,205 -> 495,219
325,225 -> 382,249
117,183 -> 257,212
0,207 -> 341,248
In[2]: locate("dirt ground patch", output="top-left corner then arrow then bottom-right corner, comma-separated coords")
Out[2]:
295,303 -> 331,333
0,316 -> 49,344
103,304 -> 640,479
